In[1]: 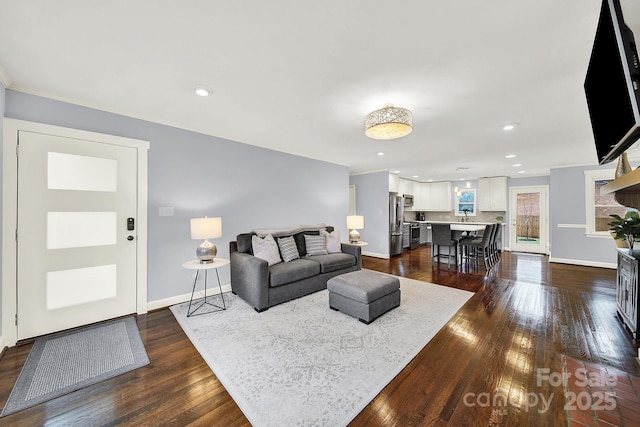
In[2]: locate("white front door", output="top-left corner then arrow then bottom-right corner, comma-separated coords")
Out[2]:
17,130 -> 138,339
509,185 -> 549,254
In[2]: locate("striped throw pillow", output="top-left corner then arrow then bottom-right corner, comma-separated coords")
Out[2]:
277,236 -> 300,262
304,234 -> 328,256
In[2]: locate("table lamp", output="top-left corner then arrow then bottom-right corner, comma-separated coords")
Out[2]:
190,216 -> 222,263
346,215 -> 364,243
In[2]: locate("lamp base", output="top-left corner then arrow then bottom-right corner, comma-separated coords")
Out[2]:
349,229 -> 361,243
197,240 -> 217,263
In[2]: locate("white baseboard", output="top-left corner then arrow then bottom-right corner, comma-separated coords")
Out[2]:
549,257 -> 616,269
362,251 -> 389,259
147,284 -> 232,312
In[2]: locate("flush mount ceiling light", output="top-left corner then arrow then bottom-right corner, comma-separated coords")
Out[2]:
503,122 -> 519,131
194,85 -> 212,97
364,104 -> 412,140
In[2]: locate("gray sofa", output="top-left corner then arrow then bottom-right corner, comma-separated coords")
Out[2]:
230,226 -> 362,312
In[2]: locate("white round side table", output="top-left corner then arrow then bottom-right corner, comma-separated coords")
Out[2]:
182,258 -> 230,317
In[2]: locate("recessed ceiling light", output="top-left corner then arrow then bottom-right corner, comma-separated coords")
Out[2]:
194,86 -> 211,97
503,123 -> 519,131
413,175 -> 419,178
518,170 -> 526,174
392,170 -> 400,173
505,154 -> 517,159
512,163 -> 522,167
377,152 -> 384,156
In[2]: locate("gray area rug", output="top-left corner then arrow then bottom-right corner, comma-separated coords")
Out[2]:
170,273 -> 473,426
1,316 -> 149,417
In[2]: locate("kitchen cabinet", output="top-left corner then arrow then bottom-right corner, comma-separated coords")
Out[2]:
411,183 -> 424,211
419,223 -> 430,245
478,177 -> 507,211
617,249 -> 640,339
417,182 -> 451,211
389,173 -> 400,193
430,182 -> 452,211
399,178 -> 414,197
406,182 -> 452,211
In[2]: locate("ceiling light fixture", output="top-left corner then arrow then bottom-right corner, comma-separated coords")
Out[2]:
377,152 -> 384,156
505,154 -> 517,159
364,104 -> 412,140
194,85 -> 211,97
503,122 -> 519,131
512,163 -> 522,167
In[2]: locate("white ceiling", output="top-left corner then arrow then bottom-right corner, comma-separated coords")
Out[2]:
1,0 -> 639,182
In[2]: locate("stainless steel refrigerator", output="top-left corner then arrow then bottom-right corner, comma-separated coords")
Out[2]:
389,194 -> 404,256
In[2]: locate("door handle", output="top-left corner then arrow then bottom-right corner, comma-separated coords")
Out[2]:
127,235 -> 134,241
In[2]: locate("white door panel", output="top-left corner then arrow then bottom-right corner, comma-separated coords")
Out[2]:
17,130 -> 138,339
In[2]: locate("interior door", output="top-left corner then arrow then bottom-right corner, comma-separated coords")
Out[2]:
509,186 -> 549,254
17,130 -> 138,339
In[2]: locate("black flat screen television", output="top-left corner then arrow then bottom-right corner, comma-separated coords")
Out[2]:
584,0 -> 640,165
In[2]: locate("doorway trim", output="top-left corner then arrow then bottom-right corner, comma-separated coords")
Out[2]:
2,118 -> 149,347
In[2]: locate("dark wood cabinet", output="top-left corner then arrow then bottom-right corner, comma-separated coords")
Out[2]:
617,249 -> 640,339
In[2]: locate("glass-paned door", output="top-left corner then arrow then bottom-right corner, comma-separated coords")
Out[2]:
510,186 -> 548,254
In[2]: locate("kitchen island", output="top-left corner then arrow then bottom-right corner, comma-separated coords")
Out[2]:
412,221 -> 505,249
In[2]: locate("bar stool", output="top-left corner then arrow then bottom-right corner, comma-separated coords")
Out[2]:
460,224 -> 495,269
431,224 -> 458,267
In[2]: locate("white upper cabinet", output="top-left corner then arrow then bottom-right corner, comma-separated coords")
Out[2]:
389,173 -> 399,193
478,176 -> 507,211
429,181 -> 452,211
399,178 -> 414,196
415,182 -> 451,211
413,183 -> 426,211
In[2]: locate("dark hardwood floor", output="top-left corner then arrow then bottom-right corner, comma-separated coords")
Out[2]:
1,247 -> 639,426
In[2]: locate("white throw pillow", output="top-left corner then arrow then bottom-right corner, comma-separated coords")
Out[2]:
321,229 -> 341,253
252,234 -> 282,266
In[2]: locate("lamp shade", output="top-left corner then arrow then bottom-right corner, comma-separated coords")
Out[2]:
346,215 -> 364,230
190,217 -> 222,240
364,104 -> 412,140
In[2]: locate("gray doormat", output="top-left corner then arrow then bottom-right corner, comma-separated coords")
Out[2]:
1,316 -> 149,417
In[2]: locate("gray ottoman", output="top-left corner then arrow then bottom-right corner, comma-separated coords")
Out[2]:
327,270 -> 401,324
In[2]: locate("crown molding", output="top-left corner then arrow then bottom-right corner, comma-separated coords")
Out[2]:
0,64 -> 12,88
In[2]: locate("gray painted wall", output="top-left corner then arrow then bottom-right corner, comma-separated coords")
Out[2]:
349,172 -> 390,257
3,90 -> 350,305
0,83 -> 5,336
549,164 -> 621,265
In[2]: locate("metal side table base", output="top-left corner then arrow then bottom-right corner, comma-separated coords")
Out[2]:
182,258 -> 230,317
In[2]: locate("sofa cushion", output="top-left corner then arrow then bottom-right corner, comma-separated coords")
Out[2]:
236,232 -> 256,254
252,234 -> 282,266
269,259 -> 321,287
277,236 -> 300,262
305,253 -> 356,273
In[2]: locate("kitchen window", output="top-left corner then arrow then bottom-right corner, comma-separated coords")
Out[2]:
584,169 -> 628,237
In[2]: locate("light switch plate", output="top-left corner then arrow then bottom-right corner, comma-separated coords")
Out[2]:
159,207 -> 174,217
